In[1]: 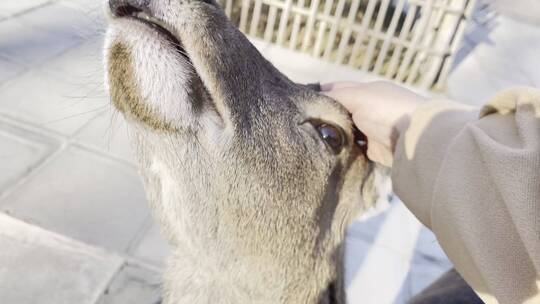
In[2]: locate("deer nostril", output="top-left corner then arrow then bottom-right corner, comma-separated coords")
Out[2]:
109,0 -> 150,17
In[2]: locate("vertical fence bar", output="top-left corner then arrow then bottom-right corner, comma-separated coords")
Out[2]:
289,0 -> 306,50
395,0 -> 434,82
239,0 -> 251,32
250,0 -> 264,36
312,0 -> 335,57
347,0 -> 378,66
405,0 -> 448,85
277,0 -> 294,45
301,0 -> 321,51
372,0 -> 407,74
302,0 -> 320,52
434,0 -> 477,90
334,0 -> 363,64
418,0 -> 464,89
264,5 -> 279,41
361,0 -> 391,71
322,0 -> 348,60
385,4 -> 418,79
225,0 -> 233,17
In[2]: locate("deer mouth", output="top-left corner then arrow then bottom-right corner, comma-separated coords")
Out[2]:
110,3 -> 188,59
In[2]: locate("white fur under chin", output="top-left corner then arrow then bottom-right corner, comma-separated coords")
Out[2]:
105,18 -> 199,130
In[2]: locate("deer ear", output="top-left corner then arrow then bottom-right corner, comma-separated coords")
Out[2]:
305,82 -> 322,92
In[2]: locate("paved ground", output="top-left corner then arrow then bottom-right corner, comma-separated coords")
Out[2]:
0,1 -> 538,303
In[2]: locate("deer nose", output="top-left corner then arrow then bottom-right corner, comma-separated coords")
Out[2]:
109,0 -> 151,17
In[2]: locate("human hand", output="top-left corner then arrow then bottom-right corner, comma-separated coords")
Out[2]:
322,81 -> 427,167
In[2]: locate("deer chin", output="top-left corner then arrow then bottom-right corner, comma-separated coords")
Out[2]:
104,5 -> 222,132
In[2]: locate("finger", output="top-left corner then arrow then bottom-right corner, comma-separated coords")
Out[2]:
380,148 -> 394,167
320,81 -> 361,92
323,86 -> 371,114
351,114 -> 395,147
366,141 -> 385,163
366,141 -> 393,167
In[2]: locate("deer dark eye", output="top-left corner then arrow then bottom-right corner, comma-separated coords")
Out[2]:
316,123 -> 345,154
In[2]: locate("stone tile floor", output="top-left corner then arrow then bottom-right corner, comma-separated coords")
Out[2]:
0,1 -> 538,303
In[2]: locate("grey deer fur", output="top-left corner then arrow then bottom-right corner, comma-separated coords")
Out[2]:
104,0 -> 383,303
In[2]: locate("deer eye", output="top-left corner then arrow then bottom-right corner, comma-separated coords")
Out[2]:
315,123 -> 345,154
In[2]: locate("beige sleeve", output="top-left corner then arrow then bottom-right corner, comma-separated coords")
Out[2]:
392,87 -> 540,304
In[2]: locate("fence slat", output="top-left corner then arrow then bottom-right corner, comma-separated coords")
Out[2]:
434,0 -> 477,90
300,0 -> 321,51
418,0 -> 465,89
289,0 -> 306,50
264,5 -> 279,41
395,0 -> 434,82
250,0 -> 264,36
322,0 -> 348,60
406,0 -> 449,85
361,0 -> 391,71
347,0 -> 378,67
225,0 -> 233,17
239,0 -> 251,32
277,0 -> 294,45
373,0 -> 407,74
385,4 -> 418,79
334,0 -> 363,64
312,0 -> 335,57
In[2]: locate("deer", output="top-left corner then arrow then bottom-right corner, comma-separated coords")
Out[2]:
103,0 -> 482,303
